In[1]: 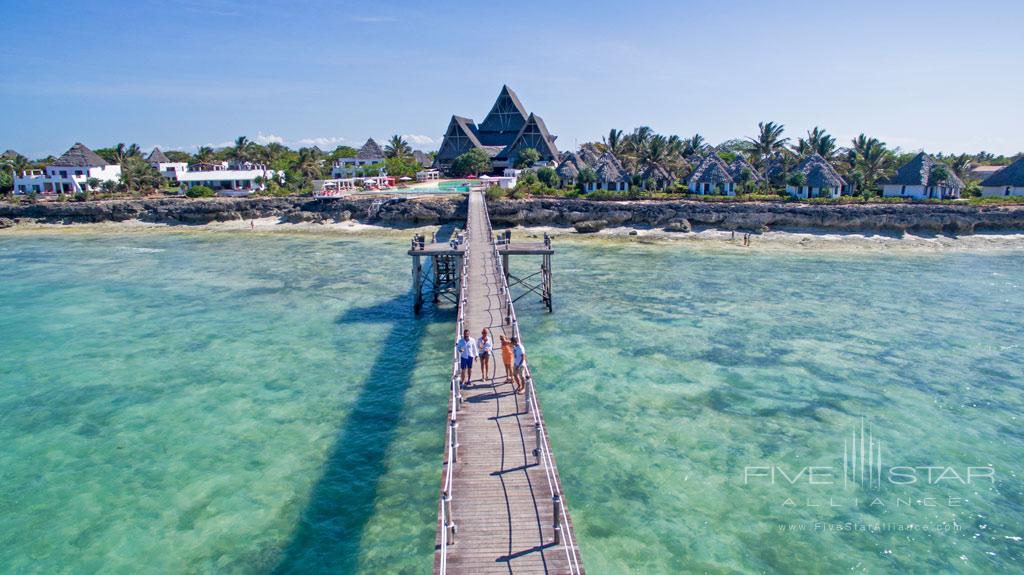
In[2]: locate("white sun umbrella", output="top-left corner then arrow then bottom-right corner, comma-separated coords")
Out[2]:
480,174 -> 491,179
399,176 -> 412,181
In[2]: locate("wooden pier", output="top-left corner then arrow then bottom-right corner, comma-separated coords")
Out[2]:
412,191 -> 583,574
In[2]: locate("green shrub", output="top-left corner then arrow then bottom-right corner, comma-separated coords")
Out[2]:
185,185 -> 215,198
484,186 -> 503,201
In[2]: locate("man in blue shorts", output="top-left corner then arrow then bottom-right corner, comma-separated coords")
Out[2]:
456,329 -> 478,388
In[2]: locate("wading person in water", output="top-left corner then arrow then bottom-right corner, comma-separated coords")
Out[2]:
511,336 -> 527,394
499,335 -> 515,385
477,328 -> 493,382
456,329 -> 478,388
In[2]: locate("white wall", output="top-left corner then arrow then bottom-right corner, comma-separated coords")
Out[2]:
981,185 -> 1024,197
14,165 -> 121,194
786,185 -> 840,199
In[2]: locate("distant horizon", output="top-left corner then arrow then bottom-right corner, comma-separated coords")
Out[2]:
3,0 -> 1022,159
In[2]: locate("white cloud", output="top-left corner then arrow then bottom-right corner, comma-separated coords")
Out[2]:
255,132 -> 285,145
294,136 -> 347,148
402,134 -> 437,147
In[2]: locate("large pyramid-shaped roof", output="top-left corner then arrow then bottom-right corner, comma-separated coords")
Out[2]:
51,143 -> 108,167
434,115 -> 483,164
477,85 -> 528,134
496,113 -> 559,163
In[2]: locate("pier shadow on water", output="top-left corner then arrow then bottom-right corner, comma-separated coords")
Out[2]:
272,287 -> 448,574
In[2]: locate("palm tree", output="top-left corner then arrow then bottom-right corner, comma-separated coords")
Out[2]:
296,147 -> 323,180
796,127 -> 836,159
950,154 -> 973,180
747,122 -> 790,191
640,134 -> 668,169
384,135 -> 411,159
847,134 -> 893,196
113,143 -> 129,164
681,134 -> 707,158
196,146 -> 214,163
603,129 -> 625,157
233,136 -> 250,163
125,143 -> 141,159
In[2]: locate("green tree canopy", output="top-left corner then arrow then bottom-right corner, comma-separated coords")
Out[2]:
514,148 -> 541,169
451,148 -> 492,176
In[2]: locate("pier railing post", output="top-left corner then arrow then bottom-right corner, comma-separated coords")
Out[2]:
450,418 -> 459,463
533,421 -> 541,463
524,377 -> 532,414
552,493 -> 563,545
443,491 -> 455,545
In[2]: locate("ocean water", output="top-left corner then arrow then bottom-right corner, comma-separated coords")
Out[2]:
1,230 -> 1022,574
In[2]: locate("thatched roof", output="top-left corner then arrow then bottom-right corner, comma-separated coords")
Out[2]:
556,153 -> 582,179
2,149 -> 20,159
356,138 -> 385,160
882,152 -> 963,188
980,157 -> 1024,187
793,154 -> 846,188
689,154 -> 733,184
728,157 -> 762,182
146,147 -> 171,164
478,85 -> 529,134
594,152 -> 627,183
51,143 -> 108,167
410,150 -> 429,166
578,144 -> 602,166
641,163 -> 674,183
497,113 -> 559,162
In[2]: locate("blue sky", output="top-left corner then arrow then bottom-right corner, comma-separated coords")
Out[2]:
1,0 -> 1021,158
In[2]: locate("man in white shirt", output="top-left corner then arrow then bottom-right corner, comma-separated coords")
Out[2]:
456,329 -> 478,387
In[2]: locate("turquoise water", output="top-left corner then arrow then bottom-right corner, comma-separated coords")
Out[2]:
1,231 -> 1022,574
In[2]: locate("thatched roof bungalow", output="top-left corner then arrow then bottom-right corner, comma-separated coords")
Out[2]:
688,155 -> 735,195
728,157 -> 762,189
881,152 -> 963,200
980,156 -> 1024,197
588,152 -> 630,192
785,154 -> 846,199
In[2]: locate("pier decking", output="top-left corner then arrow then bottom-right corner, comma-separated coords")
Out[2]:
429,191 -> 583,574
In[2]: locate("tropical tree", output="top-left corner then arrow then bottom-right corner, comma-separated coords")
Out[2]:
384,135 -> 412,159
747,122 -> 790,191
950,154 -> 973,180
602,129 -> 625,157
796,127 -> 836,159
233,136 -> 251,163
195,146 -> 214,162
845,135 -> 894,197
681,134 -> 707,158
295,147 -> 323,180
514,147 -> 541,169
450,148 -> 491,177
577,167 -> 597,191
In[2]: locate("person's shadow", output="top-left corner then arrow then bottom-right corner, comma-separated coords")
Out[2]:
272,288 -> 448,574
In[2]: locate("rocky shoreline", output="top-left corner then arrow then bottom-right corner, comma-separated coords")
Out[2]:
2,196 -> 1024,235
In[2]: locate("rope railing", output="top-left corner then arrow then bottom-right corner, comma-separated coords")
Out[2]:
439,232 -> 468,573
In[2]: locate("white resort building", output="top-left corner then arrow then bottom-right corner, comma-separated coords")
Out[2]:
785,154 -> 846,199
331,138 -> 386,178
688,155 -> 735,195
979,157 -> 1024,197
147,147 -> 188,181
881,152 -> 963,200
416,168 -> 440,182
12,143 -> 121,195
176,161 -> 280,196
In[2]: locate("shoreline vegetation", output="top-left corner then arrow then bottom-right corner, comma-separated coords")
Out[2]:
4,196 -> 1024,252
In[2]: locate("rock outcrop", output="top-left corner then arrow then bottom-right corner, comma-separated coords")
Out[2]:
2,196 -> 1023,235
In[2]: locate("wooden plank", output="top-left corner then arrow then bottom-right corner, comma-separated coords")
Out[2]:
433,192 -> 583,574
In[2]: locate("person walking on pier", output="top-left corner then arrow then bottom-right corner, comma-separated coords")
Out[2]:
457,329 -> 478,388
477,328 -> 493,383
511,337 -> 527,394
499,335 -> 515,385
